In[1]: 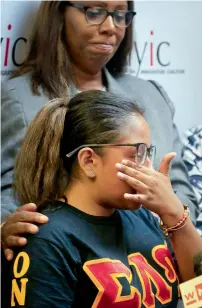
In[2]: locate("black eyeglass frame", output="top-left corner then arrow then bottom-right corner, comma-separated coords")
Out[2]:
65,143 -> 156,165
65,2 -> 136,28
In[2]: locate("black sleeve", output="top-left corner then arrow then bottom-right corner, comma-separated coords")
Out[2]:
3,237 -> 79,308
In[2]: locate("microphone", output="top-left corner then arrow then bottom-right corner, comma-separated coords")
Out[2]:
179,252 -> 202,308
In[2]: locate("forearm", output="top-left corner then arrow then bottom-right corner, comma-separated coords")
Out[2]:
170,218 -> 202,281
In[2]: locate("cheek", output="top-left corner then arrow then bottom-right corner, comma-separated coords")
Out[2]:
100,162 -> 134,195
115,28 -> 126,49
64,14 -> 89,48
97,150 -> 135,192
118,30 -> 126,44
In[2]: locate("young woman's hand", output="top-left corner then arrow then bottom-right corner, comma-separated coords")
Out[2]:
116,152 -> 184,225
1,203 -> 48,261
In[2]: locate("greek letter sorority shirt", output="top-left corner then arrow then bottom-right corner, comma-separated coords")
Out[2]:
3,201 -> 179,308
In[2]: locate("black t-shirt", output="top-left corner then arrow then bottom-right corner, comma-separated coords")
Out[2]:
2,201 -> 179,307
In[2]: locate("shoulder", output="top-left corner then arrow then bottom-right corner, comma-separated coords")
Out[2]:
1,73 -> 49,125
2,73 -> 33,99
111,71 -> 153,94
115,72 -> 163,93
114,73 -> 175,117
31,202 -> 75,240
118,208 -> 167,248
19,202 -> 83,262
119,207 -> 160,231
29,202 -> 84,249
1,76 -> 30,128
116,73 -> 150,88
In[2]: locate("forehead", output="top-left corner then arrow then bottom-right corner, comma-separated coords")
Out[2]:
119,115 -> 151,145
75,1 -> 128,7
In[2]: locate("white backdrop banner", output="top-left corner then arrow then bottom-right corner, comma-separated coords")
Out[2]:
1,1 -> 202,137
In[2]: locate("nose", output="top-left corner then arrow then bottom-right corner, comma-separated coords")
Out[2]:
99,15 -> 116,36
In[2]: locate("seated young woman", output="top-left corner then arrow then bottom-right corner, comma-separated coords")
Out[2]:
3,91 -> 202,308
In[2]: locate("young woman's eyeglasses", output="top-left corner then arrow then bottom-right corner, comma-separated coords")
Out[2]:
65,2 -> 136,28
66,143 -> 156,166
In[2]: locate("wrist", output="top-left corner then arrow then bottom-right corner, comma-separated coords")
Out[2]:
159,203 -> 184,227
160,204 -> 190,237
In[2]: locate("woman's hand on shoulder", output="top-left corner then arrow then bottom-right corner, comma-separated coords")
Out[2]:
1,203 -> 48,261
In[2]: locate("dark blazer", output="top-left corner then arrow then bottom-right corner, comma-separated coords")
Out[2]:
1,69 -> 198,221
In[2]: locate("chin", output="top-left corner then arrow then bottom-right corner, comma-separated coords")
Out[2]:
110,196 -> 142,211
88,49 -> 115,64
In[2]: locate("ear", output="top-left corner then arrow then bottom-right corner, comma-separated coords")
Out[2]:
77,147 -> 99,179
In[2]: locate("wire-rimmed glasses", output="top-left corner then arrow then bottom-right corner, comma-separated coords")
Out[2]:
66,143 -> 156,166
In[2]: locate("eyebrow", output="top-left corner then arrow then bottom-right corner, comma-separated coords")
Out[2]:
82,1 -> 128,9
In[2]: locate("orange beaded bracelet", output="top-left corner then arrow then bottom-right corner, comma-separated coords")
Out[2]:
160,205 -> 190,237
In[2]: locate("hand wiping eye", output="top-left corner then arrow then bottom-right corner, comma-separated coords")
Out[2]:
116,152 -> 183,219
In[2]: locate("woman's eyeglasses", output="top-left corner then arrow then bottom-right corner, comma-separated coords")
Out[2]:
66,143 -> 156,166
65,2 -> 136,28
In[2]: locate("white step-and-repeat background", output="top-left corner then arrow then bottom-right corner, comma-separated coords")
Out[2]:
1,1 -> 202,138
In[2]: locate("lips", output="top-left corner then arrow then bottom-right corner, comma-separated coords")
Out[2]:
90,43 -> 115,53
94,42 -> 115,46
95,44 -> 114,50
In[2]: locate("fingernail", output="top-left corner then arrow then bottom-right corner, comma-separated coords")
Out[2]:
122,160 -> 128,164
29,203 -> 37,207
124,193 -> 131,199
38,215 -> 49,223
115,163 -> 122,169
6,254 -> 12,261
117,172 -> 124,178
19,238 -> 27,245
30,226 -> 38,233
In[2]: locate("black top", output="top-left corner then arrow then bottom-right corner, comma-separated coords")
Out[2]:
2,201 -> 179,307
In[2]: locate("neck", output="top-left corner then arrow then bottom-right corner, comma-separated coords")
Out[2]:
64,182 -> 114,217
70,63 -> 105,91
